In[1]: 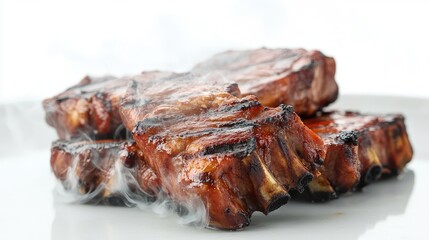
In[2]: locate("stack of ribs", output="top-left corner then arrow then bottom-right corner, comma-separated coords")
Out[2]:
43,48 -> 413,230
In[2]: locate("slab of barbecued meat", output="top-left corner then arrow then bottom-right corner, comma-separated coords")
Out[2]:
44,48 -> 338,140
300,111 -> 413,202
192,48 -> 338,115
51,139 -> 161,205
43,71 -> 176,139
118,72 -> 326,229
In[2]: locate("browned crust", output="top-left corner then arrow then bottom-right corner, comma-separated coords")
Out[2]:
301,111 -> 413,202
43,72 -> 176,140
44,48 -> 339,140
192,48 -> 338,115
50,139 -> 161,204
119,73 -> 325,229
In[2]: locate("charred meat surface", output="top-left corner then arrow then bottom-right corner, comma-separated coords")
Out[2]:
51,139 -> 161,204
302,111 -> 413,201
43,71 -> 176,140
192,48 -> 338,115
119,73 -> 326,229
42,46 -> 415,229
43,48 -> 338,140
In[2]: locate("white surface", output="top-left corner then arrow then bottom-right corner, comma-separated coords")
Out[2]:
1,95 -> 429,239
1,0 -> 429,103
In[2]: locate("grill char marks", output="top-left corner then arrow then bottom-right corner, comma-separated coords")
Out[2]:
43,71 -> 177,140
119,73 -> 325,230
41,46 -> 416,229
302,111 -> 413,202
192,48 -> 338,115
43,48 -> 336,140
50,139 -> 161,204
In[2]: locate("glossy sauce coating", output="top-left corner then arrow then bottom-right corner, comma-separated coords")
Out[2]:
119,73 -> 325,229
193,48 -> 338,115
302,111 -> 413,201
43,71 -> 176,139
44,48 -> 338,140
51,139 -> 161,204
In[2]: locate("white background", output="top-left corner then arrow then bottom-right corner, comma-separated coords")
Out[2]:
1,0 -> 429,103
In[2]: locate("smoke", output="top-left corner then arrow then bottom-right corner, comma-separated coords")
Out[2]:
37,71 -> 215,229
0,101 -> 57,157
51,137 -> 209,228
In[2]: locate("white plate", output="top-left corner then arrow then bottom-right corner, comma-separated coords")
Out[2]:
1,95 -> 428,240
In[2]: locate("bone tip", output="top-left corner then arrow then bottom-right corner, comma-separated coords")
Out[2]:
297,173 -> 313,193
363,165 -> 382,186
267,194 -> 290,214
311,191 -> 339,203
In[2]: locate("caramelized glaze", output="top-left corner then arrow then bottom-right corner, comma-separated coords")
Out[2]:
192,48 -> 338,115
302,111 -> 413,201
119,73 -> 325,229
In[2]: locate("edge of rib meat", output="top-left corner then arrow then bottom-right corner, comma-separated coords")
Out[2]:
50,139 -> 161,205
43,48 -> 338,141
301,111 -> 413,202
192,48 -> 338,115
43,71 -> 176,140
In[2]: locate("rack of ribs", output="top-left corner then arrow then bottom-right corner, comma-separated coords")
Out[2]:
44,48 -> 338,140
117,73 -> 326,229
43,47 -> 414,229
192,48 -> 338,115
301,111 -> 413,201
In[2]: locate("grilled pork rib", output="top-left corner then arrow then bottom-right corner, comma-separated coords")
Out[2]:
301,111 -> 413,201
43,71 -> 176,139
118,73 -> 326,229
44,48 -> 337,140
192,48 -> 338,115
51,139 -> 161,204
43,47 -> 414,229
